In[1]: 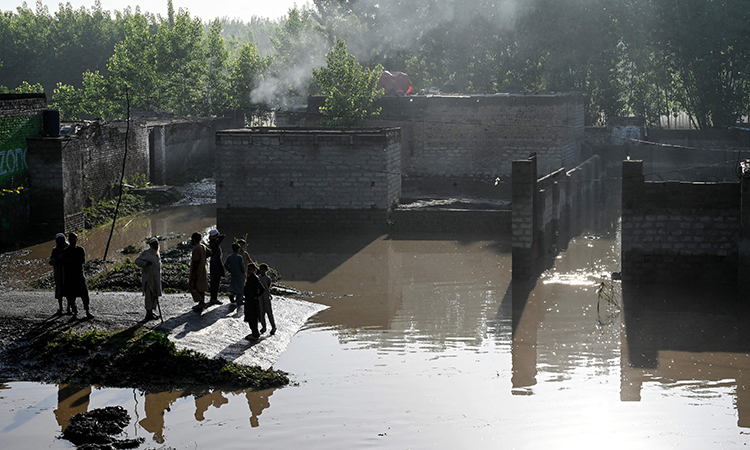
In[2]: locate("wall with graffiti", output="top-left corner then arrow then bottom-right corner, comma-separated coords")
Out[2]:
0,94 -> 46,248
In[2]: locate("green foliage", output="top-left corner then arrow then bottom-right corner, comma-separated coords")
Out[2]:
313,39 -> 383,126
26,326 -> 290,390
229,42 -> 265,110
82,191 -> 148,229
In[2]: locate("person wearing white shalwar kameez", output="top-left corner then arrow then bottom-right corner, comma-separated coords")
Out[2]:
135,238 -> 163,321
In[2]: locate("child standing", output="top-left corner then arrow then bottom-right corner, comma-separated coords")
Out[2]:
257,264 -> 276,336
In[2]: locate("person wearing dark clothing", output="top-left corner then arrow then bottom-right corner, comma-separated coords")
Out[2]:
63,232 -> 92,319
207,229 -> 226,305
258,264 -> 276,336
49,233 -> 69,315
243,264 -> 266,340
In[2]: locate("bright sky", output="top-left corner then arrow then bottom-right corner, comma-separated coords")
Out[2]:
0,0 -> 305,21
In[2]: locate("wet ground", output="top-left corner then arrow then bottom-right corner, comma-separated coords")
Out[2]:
2,204 -> 750,448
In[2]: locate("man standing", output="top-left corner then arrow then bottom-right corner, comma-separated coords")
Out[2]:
135,237 -> 162,321
63,232 -> 92,319
224,242 -> 245,307
49,233 -> 69,315
207,229 -> 225,305
189,232 -> 211,312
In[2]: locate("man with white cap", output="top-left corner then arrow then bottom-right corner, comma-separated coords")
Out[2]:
49,233 -> 69,315
135,237 -> 162,321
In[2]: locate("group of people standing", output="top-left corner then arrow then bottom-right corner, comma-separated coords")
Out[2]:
185,230 -> 276,340
49,232 -> 93,319
48,229 -> 277,341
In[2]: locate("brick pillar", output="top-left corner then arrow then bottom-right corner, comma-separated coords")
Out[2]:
621,160 -> 644,282
26,137 -> 65,232
739,163 -> 750,293
512,156 -> 538,280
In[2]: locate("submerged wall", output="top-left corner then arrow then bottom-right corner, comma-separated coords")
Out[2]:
511,154 -> 604,280
216,127 -> 402,231
621,160 -> 746,286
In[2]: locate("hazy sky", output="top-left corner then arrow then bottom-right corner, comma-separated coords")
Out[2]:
0,0 -> 305,21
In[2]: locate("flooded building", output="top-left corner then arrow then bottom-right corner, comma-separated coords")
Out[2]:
216,128 -> 402,231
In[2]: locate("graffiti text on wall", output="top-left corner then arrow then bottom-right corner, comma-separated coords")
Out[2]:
0,114 -> 42,186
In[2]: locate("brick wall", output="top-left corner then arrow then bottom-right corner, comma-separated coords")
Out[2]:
621,160 -> 742,285
512,154 -> 603,280
216,128 -> 401,230
307,93 -> 584,182
60,121 -> 149,205
0,94 -> 46,247
27,120 -> 149,233
148,116 -> 242,184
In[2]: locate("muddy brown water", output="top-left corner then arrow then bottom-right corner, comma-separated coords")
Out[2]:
2,206 -> 750,449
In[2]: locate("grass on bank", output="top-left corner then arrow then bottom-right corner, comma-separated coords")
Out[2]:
27,327 -> 289,391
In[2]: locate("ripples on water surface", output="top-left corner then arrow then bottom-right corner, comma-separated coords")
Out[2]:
2,225 -> 750,449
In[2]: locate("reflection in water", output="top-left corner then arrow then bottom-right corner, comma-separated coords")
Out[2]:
244,389 -> 273,428
54,384 -> 90,431
621,283 -> 750,425
139,390 -> 183,443
193,390 -> 229,421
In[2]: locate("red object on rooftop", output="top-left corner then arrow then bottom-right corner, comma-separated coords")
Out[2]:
377,71 -> 413,97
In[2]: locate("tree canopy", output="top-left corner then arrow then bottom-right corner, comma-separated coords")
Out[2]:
1,0 -> 748,128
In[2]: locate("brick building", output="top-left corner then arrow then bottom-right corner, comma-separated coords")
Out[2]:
216,127 -> 402,231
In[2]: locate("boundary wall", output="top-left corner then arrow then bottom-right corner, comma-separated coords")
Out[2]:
307,93 -> 584,182
512,154 -> 603,280
621,159 -> 749,287
216,128 -> 402,231
147,115 -> 243,184
27,121 -> 149,233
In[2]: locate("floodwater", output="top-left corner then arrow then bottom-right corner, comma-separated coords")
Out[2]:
3,208 -> 750,449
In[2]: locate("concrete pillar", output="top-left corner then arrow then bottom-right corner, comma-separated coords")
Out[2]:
512,156 -> 538,280
149,126 -> 166,185
739,162 -> 750,293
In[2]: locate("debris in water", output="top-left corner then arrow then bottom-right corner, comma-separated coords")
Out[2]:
61,405 -> 144,449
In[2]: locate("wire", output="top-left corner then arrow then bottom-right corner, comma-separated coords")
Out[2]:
103,89 -> 130,262
241,139 -> 739,185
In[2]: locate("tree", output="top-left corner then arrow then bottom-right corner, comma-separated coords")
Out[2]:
312,38 -> 384,126
204,19 -> 231,115
229,42 -> 265,111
